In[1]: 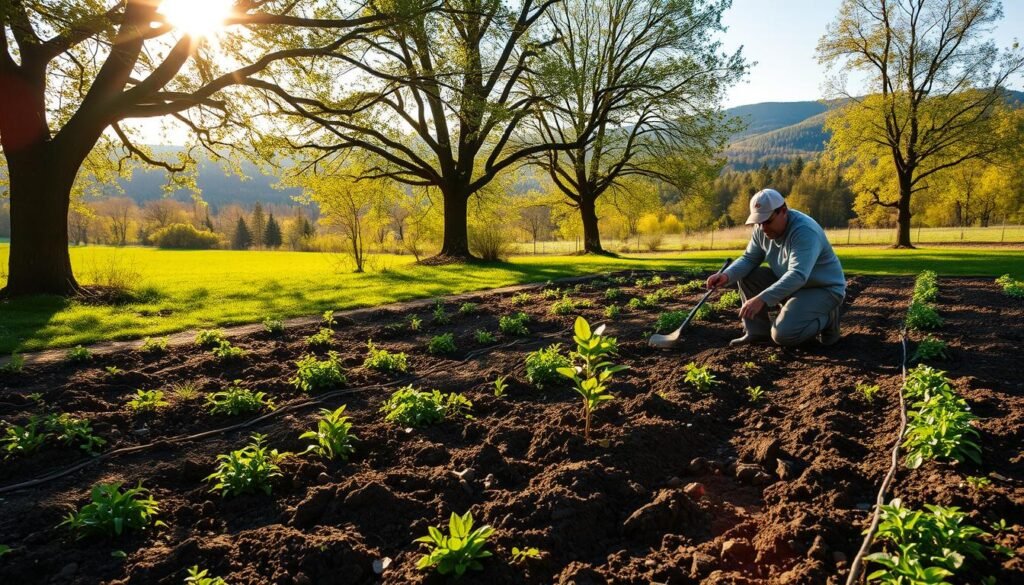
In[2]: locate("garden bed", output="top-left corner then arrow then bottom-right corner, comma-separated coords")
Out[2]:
0,272 -> 1021,584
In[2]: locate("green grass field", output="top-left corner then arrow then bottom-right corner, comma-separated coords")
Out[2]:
0,244 -> 1021,353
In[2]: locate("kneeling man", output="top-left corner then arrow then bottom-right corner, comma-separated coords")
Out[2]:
706,189 -> 846,346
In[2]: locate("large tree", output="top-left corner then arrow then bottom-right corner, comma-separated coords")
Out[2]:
817,0 -> 1024,248
0,0 -> 391,296
524,0 -> 745,253
252,0 -> 587,261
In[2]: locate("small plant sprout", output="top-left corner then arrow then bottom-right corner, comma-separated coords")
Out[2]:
683,363 -> 718,392
550,294 -> 582,316
291,352 -> 347,392
458,302 -> 479,315
415,511 -> 494,576
1,418 -> 48,457
206,433 -> 289,497
185,566 -> 228,585
742,361 -> 756,370
322,310 -> 336,328
408,315 -> 423,331
991,518 -> 1010,533
746,385 -> 765,402
60,482 -> 164,538
712,290 -> 742,312
964,475 -> 992,491
493,375 -> 509,398
363,340 -> 409,373
654,310 -> 687,333
127,389 -> 169,413
912,335 -> 949,362
858,383 -> 881,403
558,317 -> 628,441
306,328 -> 334,349
211,340 -> 247,361
525,344 -> 572,389
263,317 -> 285,334
498,312 -> 530,336
46,413 -> 106,454
511,292 -> 532,306
474,329 -> 496,345
995,274 -> 1024,298
300,406 -> 356,461
140,336 -> 169,354
194,329 -> 226,348
433,301 -> 451,325
604,304 -> 621,319
542,288 -> 560,300
205,381 -> 274,416
172,381 -> 200,401
67,345 -> 92,363
604,288 -> 622,301
105,365 -> 124,376
1,353 -> 25,373
511,546 -> 541,563
428,333 -> 457,355
380,386 -> 473,427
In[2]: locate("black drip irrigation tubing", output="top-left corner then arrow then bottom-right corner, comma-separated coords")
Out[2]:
844,329 -> 909,585
0,326 -> 572,495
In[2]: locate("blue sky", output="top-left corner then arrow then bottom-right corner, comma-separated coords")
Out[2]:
720,0 -> 1024,107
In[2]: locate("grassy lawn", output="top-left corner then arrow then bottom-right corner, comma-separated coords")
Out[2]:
0,244 -> 1020,353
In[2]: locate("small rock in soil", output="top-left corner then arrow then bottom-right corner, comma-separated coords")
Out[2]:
720,539 -> 755,563
808,535 -> 828,559
775,458 -> 796,480
317,472 -> 330,484
483,473 -> 496,489
688,457 -> 710,474
622,489 -> 703,538
740,436 -> 782,466
667,476 -> 684,488
690,551 -> 717,578
735,463 -> 763,484
372,557 -> 392,574
684,482 -> 705,499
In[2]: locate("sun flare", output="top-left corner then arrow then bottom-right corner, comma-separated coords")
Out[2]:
158,0 -> 234,38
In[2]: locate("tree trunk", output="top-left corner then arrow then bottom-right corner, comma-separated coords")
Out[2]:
436,190 -> 474,259
894,174 -> 915,248
3,146 -> 79,296
580,194 -> 604,254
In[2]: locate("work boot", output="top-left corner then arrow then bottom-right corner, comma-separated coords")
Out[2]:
819,306 -> 841,346
729,333 -> 769,347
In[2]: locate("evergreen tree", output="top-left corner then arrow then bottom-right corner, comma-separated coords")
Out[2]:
301,217 -> 316,238
251,202 -> 266,249
264,213 -> 283,249
232,216 -> 252,250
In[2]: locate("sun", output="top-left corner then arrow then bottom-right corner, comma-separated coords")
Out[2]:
158,0 -> 234,38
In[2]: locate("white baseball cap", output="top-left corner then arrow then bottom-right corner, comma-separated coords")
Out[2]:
745,189 -> 785,225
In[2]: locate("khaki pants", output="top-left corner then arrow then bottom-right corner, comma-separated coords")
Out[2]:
736,267 -> 843,346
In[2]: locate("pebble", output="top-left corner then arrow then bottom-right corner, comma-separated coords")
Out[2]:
372,557 -> 392,574
688,457 -> 710,474
720,539 -> 755,563
684,482 -> 705,499
317,472 -> 331,484
483,473 -> 496,489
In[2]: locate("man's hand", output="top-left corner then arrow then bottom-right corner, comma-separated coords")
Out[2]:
706,273 -> 729,289
739,297 -> 766,320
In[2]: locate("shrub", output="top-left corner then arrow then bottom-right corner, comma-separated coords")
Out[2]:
498,312 -> 530,336
300,406 -> 356,461
150,223 -> 220,249
127,389 -> 169,413
140,336 -> 168,354
912,336 -> 949,362
206,381 -> 274,416
428,333 -> 457,355
206,433 -> 289,497
306,328 -> 334,349
363,341 -> 409,373
654,310 -> 687,333
558,317 -> 626,440
416,511 -> 494,576
380,386 -> 473,427
60,482 -> 163,538
195,329 -> 226,348
263,318 -> 285,334
211,340 -> 247,361
683,363 -> 718,392
291,352 -> 347,392
906,301 -> 943,330
470,224 -> 513,261
995,274 -> 1024,298
474,329 -> 496,344
66,345 -> 91,363
912,270 -> 939,303
525,344 -> 571,389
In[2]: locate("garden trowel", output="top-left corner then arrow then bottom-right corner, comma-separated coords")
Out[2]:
647,258 -> 732,349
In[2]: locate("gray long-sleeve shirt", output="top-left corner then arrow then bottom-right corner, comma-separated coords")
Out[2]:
723,209 -> 846,306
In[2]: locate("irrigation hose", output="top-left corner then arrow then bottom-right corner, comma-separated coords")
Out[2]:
0,329 -> 570,495
844,328 -> 909,585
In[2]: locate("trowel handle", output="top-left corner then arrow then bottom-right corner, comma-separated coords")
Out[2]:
710,258 -> 732,289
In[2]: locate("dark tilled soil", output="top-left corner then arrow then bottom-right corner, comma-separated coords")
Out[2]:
0,273 -> 1020,585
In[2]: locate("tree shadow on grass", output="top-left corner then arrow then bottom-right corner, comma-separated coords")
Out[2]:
0,294 -> 69,354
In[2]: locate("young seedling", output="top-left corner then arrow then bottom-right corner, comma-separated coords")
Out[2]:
127,389 -> 169,413
542,288 -> 561,300
1,353 -> 25,373
995,274 -> 1024,298
363,340 -> 409,373
498,312 -> 530,336
604,288 -> 622,301
263,318 -> 285,334
60,482 -> 164,538
205,381 -> 274,416
306,328 -> 334,349
511,292 -> 532,306
458,302 -> 479,315
291,352 -> 347,392
299,406 -> 356,461
172,381 -> 200,401
912,336 -> 949,362
557,317 -> 628,441
322,310 -> 336,328
428,333 -> 457,355
906,301 -> 943,330
433,301 -> 451,325
525,344 -> 571,389
903,392 -> 981,469
493,375 -> 509,398
185,566 -> 228,585
964,475 -> 992,491
140,336 -> 169,354
415,511 -> 494,576
683,363 -> 718,392
1,417 -> 48,458
206,433 -> 289,497
194,329 -> 226,348
474,329 -> 496,345
712,290 -> 742,312
408,315 -> 423,331
746,385 -> 765,402
380,386 -> 472,427
66,345 -> 91,363
858,383 -> 881,403
46,413 -> 106,454
654,310 -> 687,333
211,340 -> 247,361
550,295 -> 581,316
105,365 -> 124,376
511,546 -> 541,563
604,304 -> 621,319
